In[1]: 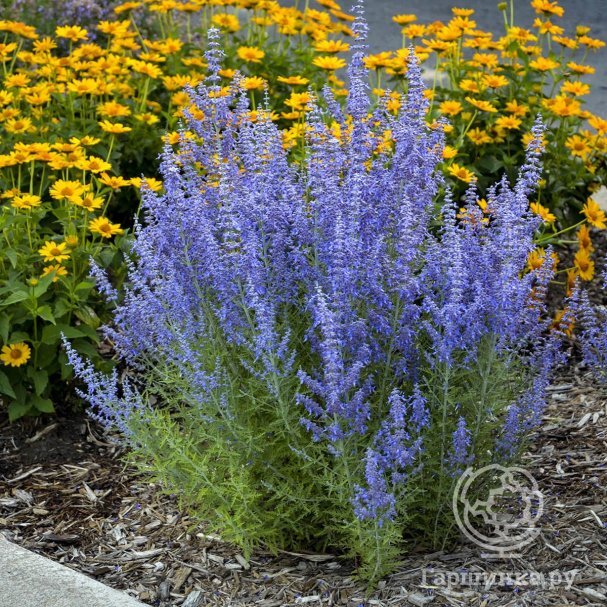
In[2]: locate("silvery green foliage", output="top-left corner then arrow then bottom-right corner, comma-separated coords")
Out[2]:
571,282 -> 607,384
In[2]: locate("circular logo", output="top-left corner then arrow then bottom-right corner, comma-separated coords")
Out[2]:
453,464 -> 544,556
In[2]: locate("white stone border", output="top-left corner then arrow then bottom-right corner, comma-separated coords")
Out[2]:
0,534 -> 148,607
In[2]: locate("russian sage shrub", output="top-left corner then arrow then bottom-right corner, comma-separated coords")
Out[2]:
571,284 -> 607,383
67,15 -> 566,581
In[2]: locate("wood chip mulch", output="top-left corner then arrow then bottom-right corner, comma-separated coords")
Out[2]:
1,365 -> 607,607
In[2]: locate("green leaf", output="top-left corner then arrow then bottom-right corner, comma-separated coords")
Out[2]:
0,370 -> 16,399
72,338 -> 98,359
74,305 -> 100,329
73,324 -> 99,341
36,305 -> 56,324
53,298 -> 72,319
5,249 -> 18,269
28,368 -> 49,396
41,323 -> 84,345
32,273 -> 55,298
0,314 -> 9,342
477,155 -> 503,174
2,291 -> 29,306
9,331 -> 30,343
99,248 -> 117,266
30,394 -> 54,414
58,350 -> 73,380
8,400 -> 32,422
75,280 -> 96,293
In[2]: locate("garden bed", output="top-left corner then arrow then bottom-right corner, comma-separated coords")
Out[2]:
2,1 -> 607,605
1,365 -> 606,607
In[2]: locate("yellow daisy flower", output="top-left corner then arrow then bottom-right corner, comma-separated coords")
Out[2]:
530,202 -> 556,224
49,179 -> 86,201
73,193 -> 104,210
312,55 -> 346,70
241,76 -> 266,91
277,75 -> 310,86
38,240 -> 70,263
448,163 -> 476,183
464,96 -> 497,112
439,100 -> 463,116
11,193 -> 42,210
77,157 -> 113,173
574,248 -> 595,281
582,198 -> 607,229
1,342 -> 31,368
98,120 -> 132,134
89,216 -> 124,238
55,25 -> 88,42
236,46 -> 265,63
42,264 -> 68,282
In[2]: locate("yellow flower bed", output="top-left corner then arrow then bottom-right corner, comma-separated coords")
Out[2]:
362,0 -> 606,294
0,0 -> 355,419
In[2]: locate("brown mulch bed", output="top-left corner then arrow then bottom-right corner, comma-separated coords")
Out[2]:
1,367 -> 607,606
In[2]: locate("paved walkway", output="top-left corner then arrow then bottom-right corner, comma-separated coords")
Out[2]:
0,535 -> 146,607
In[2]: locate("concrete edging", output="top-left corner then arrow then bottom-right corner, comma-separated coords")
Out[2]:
0,534 -> 147,607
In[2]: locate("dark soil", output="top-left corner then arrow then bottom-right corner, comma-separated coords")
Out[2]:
0,411 -> 105,477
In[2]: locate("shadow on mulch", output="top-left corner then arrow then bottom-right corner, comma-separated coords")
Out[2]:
0,411 -> 106,475
0,412 -> 130,532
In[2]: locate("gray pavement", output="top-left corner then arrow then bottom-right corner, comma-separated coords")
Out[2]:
0,534 -> 147,607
